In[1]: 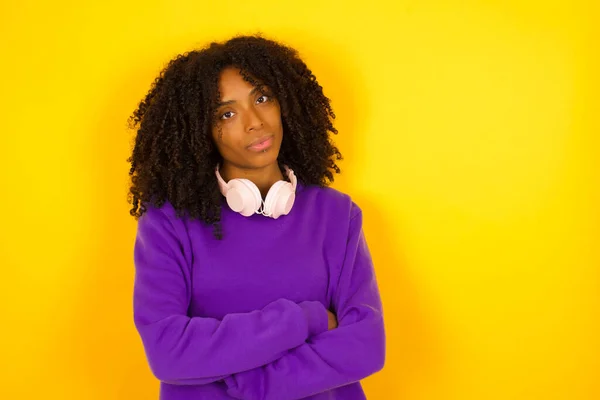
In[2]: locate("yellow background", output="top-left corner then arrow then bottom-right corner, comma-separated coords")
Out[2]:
1,0 -> 598,399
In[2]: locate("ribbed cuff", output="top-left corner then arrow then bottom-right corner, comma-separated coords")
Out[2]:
298,300 -> 329,337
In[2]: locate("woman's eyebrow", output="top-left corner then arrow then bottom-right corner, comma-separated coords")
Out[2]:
216,86 -> 268,107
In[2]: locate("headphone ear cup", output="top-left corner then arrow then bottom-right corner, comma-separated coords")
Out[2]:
226,179 -> 262,216
264,181 -> 295,219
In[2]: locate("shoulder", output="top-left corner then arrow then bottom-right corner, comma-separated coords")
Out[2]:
139,200 -> 177,221
137,200 -> 197,253
298,184 -> 362,221
137,200 -> 190,238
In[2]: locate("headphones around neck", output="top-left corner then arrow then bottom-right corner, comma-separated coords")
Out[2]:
215,164 -> 298,219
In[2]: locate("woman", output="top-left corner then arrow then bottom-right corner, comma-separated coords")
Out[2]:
128,34 -> 385,400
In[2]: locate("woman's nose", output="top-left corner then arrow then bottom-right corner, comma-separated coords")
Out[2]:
244,107 -> 264,132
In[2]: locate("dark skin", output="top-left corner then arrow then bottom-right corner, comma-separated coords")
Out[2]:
212,67 -> 338,330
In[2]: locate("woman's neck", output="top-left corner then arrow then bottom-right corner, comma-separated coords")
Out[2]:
219,162 -> 284,198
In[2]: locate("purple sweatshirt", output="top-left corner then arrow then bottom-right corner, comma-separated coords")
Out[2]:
133,183 -> 386,399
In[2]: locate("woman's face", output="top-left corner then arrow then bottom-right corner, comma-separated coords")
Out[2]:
211,67 -> 283,170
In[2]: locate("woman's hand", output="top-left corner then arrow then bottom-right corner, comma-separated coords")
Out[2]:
327,310 -> 338,330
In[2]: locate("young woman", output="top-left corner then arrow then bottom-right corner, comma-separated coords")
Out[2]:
128,34 -> 385,400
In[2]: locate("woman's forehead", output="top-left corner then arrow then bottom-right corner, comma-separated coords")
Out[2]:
216,68 -> 270,101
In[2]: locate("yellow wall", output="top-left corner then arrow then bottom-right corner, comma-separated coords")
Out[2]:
1,1 -> 598,399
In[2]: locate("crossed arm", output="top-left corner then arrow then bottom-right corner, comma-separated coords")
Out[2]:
133,205 -> 385,400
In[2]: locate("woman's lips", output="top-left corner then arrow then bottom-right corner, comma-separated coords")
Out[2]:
248,136 -> 274,152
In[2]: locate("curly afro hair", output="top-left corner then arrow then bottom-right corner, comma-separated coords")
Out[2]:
127,33 -> 342,239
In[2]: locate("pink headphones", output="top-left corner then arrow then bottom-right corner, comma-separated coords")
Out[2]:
215,165 -> 298,219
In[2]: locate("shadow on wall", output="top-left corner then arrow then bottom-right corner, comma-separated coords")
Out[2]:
61,28 -> 442,399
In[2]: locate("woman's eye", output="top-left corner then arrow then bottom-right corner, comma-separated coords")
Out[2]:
221,111 -> 234,120
257,95 -> 270,104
